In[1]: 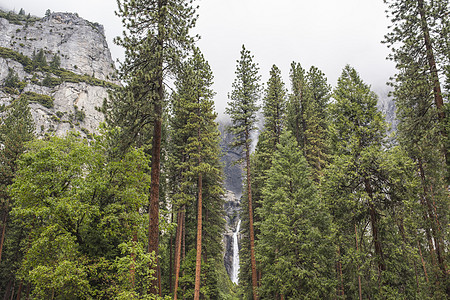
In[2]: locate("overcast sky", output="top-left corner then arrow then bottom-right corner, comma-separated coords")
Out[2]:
1,0 -> 395,115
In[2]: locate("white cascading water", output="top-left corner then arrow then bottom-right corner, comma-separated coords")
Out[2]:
231,219 -> 241,284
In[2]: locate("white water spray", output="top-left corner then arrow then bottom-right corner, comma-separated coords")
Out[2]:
231,219 -> 241,284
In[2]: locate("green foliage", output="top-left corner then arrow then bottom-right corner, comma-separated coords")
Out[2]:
322,65 -> 430,298
112,242 -> 159,300
20,91 -> 54,108
168,48 -> 225,299
256,131 -> 335,298
0,96 -> 34,296
49,54 -> 61,69
3,68 -> 19,88
0,47 -> 34,72
384,1 -> 450,295
226,45 -> 261,153
74,105 -> 86,121
0,9 -> 40,25
3,68 -> 27,94
32,49 -> 47,68
52,68 -> 118,88
262,64 -> 286,147
8,130 -> 157,298
41,73 -> 61,87
286,62 -> 306,147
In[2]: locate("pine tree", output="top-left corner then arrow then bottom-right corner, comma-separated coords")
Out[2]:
0,97 -> 34,263
113,0 -> 198,294
169,49 -> 225,299
256,131 -> 334,299
384,0 -> 449,165
261,64 -> 286,148
326,66 -> 387,297
49,54 -> 61,70
0,98 -> 34,299
384,0 -> 449,294
285,63 -> 331,180
286,62 -> 307,147
303,66 -> 331,179
325,65 -> 426,298
226,45 -> 260,300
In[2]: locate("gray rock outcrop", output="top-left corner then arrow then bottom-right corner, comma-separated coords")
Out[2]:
0,11 -> 116,136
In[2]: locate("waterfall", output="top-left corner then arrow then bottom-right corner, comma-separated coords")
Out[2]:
231,219 -> 241,284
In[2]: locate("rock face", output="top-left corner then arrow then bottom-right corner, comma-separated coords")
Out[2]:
218,119 -> 243,197
0,12 -> 116,136
376,89 -> 397,132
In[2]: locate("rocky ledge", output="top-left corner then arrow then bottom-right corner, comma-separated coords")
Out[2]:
0,11 -> 117,136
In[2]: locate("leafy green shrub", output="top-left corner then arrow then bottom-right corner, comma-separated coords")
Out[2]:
42,74 -> 62,87
3,68 -> 27,93
3,86 -> 18,94
4,68 -> 19,88
51,115 -> 60,122
74,106 -> 86,122
21,91 -> 54,108
0,47 -> 34,72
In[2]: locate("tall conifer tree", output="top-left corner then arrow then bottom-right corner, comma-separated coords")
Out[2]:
113,0 -> 198,294
384,1 -> 449,294
170,49 -> 225,299
256,130 -> 334,299
226,45 -> 260,300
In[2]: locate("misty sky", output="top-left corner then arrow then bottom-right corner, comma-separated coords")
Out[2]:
1,0 -> 396,115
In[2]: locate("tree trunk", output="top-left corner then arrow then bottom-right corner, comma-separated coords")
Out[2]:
148,107 -> 162,295
417,0 -> 445,121
417,241 -> 430,284
194,172 -> 203,300
130,232 -> 137,288
173,208 -> 184,300
336,246 -> 344,298
147,0 -> 166,295
355,224 -> 362,300
0,200 -> 9,262
25,283 -> 30,300
417,0 -> 448,165
15,281 -> 22,300
169,212 -> 174,294
3,279 -> 12,300
364,179 -> 385,273
417,158 -> 447,278
246,137 -> 258,300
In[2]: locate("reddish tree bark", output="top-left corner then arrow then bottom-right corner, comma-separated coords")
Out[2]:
148,108 -> 162,295
0,203 -> 7,263
194,172 -> 203,300
173,208 -> 184,300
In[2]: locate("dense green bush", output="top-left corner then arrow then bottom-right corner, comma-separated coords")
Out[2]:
20,91 -> 54,108
0,48 -> 34,72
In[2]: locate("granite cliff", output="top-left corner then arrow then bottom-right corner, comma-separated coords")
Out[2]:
0,10 -> 116,136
